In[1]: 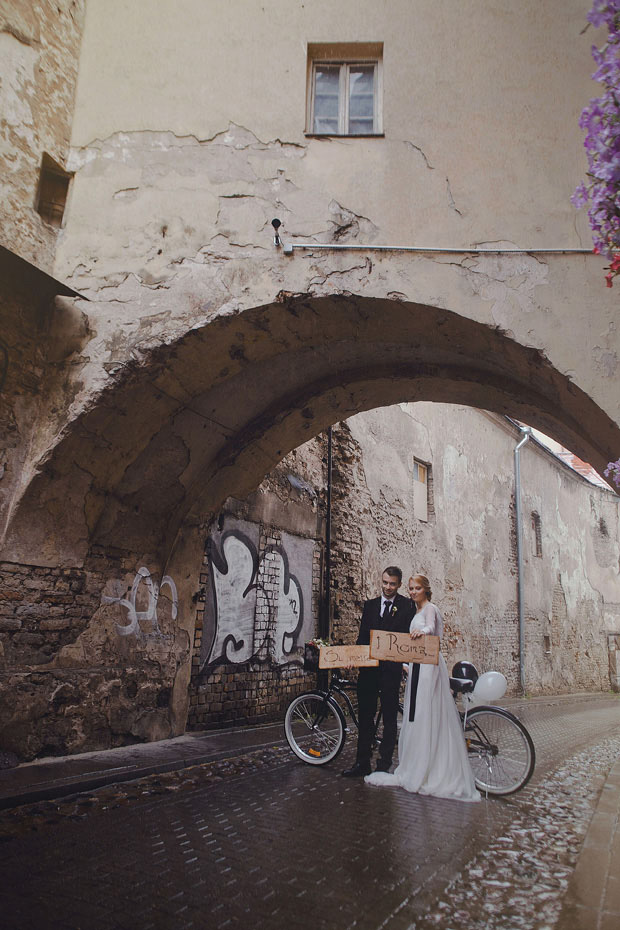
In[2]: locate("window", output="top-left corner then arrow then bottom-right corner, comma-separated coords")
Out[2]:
413,459 -> 428,522
531,511 -> 543,558
307,43 -> 383,136
36,153 -> 72,228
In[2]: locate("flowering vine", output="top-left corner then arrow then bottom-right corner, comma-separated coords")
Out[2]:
605,458 -> 620,486
571,1 -> 620,287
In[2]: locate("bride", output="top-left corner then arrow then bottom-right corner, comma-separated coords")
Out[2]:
365,574 -> 480,802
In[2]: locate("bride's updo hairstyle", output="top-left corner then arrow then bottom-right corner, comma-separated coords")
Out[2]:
413,574 -> 432,601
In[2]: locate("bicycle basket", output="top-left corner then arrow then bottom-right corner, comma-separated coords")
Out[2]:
303,642 -> 320,671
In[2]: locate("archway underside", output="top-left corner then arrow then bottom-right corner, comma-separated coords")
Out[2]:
3,293 -> 618,568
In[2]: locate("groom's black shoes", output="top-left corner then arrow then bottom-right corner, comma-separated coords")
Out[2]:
341,761 -> 372,777
375,760 -> 392,773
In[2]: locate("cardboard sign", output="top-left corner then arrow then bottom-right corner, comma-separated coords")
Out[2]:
369,630 -> 440,665
319,644 -> 379,669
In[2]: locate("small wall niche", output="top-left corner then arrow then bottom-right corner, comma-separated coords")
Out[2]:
36,153 -> 72,228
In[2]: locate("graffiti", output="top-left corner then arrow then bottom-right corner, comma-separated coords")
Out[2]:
103,566 -> 177,640
204,525 -> 312,669
268,545 -> 304,665
208,532 -> 259,663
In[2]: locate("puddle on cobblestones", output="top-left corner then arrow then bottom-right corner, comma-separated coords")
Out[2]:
412,735 -> 620,930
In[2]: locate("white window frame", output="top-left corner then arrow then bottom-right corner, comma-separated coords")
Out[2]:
306,44 -> 383,137
413,459 -> 429,523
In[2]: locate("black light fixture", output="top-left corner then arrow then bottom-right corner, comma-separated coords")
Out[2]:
271,217 -> 282,246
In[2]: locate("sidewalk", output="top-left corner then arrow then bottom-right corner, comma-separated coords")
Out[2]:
556,756 -> 620,930
0,722 -> 285,811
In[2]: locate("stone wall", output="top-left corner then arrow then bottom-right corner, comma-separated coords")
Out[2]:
0,546 -> 186,760
327,406 -> 620,696
0,0 -> 85,271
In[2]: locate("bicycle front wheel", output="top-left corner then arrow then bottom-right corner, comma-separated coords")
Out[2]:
284,691 -> 346,765
465,705 -> 535,795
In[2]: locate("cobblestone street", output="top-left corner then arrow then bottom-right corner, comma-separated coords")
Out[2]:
0,695 -> 618,930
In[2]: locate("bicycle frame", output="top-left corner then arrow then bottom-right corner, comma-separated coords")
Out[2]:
325,675 -> 360,730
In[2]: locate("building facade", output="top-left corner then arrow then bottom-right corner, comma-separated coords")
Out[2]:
1,1 -> 619,759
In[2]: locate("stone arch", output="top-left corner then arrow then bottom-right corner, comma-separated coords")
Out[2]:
3,292 -> 619,570
3,291 -> 620,754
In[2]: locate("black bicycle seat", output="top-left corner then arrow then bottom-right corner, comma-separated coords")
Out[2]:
449,677 -> 475,694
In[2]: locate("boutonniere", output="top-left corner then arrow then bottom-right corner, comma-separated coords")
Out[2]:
392,606 -> 398,613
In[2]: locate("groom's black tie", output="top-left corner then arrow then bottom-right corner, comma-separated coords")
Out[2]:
381,600 -> 392,620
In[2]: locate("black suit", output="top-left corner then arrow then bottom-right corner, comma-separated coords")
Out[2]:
355,592 -> 416,767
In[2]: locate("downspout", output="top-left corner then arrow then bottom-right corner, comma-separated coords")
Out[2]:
318,427 -> 333,689
514,425 -> 531,693
321,426 -> 333,642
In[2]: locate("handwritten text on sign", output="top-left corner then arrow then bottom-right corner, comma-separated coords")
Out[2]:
370,630 -> 440,665
319,645 -> 379,668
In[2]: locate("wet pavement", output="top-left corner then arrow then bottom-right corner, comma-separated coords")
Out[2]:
0,693 -> 618,930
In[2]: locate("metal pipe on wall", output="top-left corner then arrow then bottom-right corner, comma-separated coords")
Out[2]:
322,425 -> 333,642
316,427 -> 333,689
514,425 -> 531,693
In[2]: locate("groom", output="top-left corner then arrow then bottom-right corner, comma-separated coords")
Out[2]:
342,566 -> 415,777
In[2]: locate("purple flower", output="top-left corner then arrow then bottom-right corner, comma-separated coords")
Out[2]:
605,457 -> 620,487
571,182 -> 590,208
573,4 -> 620,282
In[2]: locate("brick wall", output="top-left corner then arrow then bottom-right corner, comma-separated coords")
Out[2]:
187,445 -> 327,730
0,546 -> 185,760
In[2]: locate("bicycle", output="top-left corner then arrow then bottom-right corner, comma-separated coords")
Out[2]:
284,648 -> 535,796
284,643 -> 401,766
450,661 -> 536,796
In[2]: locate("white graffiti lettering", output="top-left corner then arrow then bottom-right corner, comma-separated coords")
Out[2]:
103,567 -> 178,639
210,535 -> 258,662
206,531 -> 305,667
272,550 -> 303,664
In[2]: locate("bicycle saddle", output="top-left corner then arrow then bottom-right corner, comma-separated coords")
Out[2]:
451,660 -> 479,683
449,676 -> 475,694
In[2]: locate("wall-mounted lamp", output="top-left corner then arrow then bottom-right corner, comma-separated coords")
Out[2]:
271,217 -> 282,247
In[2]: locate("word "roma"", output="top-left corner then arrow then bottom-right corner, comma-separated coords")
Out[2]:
370,630 -> 440,665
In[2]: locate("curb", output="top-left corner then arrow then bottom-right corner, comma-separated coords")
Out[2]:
0,726 -> 287,811
556,757 -> 620,929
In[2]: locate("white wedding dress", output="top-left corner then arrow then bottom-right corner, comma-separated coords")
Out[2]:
365,602 -> 480,802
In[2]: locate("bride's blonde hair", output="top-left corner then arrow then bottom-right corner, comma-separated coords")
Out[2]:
411,574 -> 432,601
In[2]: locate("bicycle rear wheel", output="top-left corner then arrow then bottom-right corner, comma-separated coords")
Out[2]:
284,691 -> 346,765
465,705 -> 535,795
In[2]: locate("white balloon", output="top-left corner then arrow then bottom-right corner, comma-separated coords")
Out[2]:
470,670 -> 507,704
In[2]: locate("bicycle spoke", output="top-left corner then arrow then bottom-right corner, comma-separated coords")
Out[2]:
284,692 -> 346,765
465,707 -> 535,795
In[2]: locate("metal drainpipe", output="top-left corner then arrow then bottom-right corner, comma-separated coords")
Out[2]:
317,427 -> 333,689
322,425 -> 333,642
514,426 -> 531,694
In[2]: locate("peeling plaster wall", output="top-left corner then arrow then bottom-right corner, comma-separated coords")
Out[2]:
329,405 -> 620,695
0,0 -> 85,272
39,0 -> 616,464
0,546 -> 188,760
